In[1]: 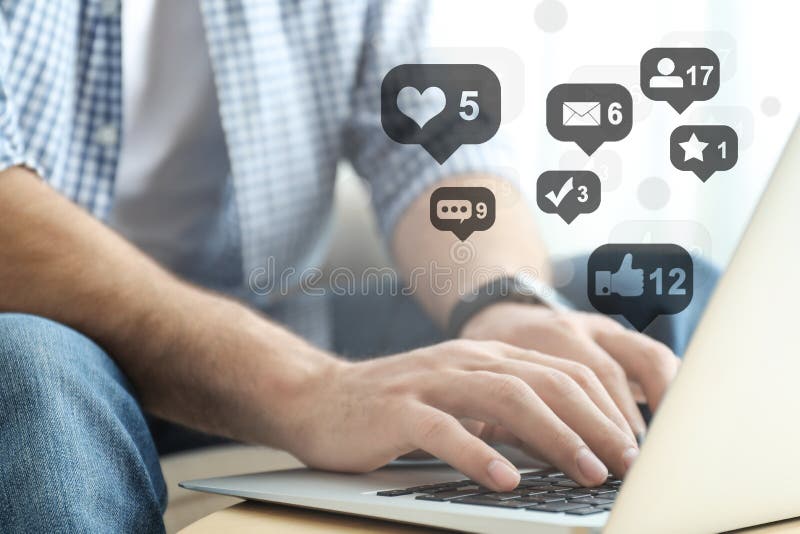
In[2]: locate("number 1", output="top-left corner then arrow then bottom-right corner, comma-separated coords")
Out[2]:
718,141 -> 727,159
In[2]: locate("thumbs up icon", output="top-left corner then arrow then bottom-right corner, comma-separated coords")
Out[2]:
594,253 -> 645,297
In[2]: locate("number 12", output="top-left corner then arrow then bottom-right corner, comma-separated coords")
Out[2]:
649,267 -> 687,296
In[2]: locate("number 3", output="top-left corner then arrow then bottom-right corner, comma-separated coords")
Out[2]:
459,91 -> 479,121
576,185 -> 588,203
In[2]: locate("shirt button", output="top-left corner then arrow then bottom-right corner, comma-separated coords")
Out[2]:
100,0 -> 120,17
94,124 -> 118,147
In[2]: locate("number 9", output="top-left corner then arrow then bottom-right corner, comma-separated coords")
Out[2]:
475,202 -> 487,219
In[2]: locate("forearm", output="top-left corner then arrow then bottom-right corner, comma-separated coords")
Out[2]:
392,174 -> 552,327
0,167 -> 337,446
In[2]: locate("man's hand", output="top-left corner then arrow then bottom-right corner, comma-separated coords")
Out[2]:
460,302 -> 681,439
280,339 -> 639,492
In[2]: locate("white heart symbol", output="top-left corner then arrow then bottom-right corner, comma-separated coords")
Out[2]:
396,86 -> 446,128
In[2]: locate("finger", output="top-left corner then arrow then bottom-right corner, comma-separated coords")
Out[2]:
592,326 -> 680,412
486,361 -> 639,480
503,348 -> 636,442
478,424 -> 552,464
425,370 -> 612,486
571,342 -> 648,438
407,404 -> 520,491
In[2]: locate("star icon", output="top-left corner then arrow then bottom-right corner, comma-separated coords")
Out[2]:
679,133 -> 708,162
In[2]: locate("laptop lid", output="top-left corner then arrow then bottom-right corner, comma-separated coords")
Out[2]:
607,120 -> 800,534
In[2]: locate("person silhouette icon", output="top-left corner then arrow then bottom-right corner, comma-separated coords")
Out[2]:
649,57 -> 684,89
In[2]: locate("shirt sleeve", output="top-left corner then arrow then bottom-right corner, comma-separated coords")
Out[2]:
342,0 -> 518,240
0,15 -> 34,173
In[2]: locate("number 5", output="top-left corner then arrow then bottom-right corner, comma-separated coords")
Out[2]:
459,91 -> 479,121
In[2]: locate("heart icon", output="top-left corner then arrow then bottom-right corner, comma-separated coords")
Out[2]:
396,86 -> 447,128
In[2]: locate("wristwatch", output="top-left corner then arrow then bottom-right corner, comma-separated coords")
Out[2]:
446,273 -> 574,338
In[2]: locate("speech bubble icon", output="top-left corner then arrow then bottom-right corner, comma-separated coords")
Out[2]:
382,64 -> 501,164
588,243 -> 694,332
436,199 -> 472,223
537,170 -> 601,224
559,149 -> 623,193
609,220 -> 715,291
430,187 -> 495,241
640,47 -> 720,113
546,83 -> 632,156
670,125 -> 738,182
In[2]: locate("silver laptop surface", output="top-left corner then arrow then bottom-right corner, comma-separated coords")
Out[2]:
182,121 -> 800,534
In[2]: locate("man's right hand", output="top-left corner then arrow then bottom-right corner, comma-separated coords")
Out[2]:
279,339 -> 639,492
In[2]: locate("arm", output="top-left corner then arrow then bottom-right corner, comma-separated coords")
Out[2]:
1,166 -> 636,489
0,166 -> 334,446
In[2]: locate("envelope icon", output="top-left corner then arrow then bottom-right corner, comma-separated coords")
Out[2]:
562,102 -> 601,126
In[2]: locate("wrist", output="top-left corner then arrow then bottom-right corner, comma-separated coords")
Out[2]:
460,300 -> 550,340
447,274 -> 572,339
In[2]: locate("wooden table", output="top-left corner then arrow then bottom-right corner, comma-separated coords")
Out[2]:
181,500 -> 800,534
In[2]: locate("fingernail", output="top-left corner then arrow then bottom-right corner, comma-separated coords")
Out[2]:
623,447 -> 639,471
487,459 -> 519,489
576,447 -> 607,483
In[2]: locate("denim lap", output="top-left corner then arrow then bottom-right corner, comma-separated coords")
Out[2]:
0,314 -> 166,533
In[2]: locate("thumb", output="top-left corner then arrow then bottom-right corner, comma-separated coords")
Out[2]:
617,253 -> 635,273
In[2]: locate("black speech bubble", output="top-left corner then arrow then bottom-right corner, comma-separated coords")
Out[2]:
546,83 -> 632,156
640,47 -> 720,113
537,170 -> 601,224
670,125 -> 738,182
382,64 -> 501,164
588,244 -> 694,331
430,187 -> 495,241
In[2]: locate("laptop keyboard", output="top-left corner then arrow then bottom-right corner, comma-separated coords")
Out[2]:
376,468 -> 620,516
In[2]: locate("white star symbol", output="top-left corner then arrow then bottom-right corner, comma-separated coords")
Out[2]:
679,133 -> 708,162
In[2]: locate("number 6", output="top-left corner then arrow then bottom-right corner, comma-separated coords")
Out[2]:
607,102 -> 623,125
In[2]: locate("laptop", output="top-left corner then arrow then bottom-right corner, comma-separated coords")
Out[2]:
181,120 -> 800,534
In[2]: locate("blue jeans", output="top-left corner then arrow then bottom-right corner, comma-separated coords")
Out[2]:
0,256 -> 718,533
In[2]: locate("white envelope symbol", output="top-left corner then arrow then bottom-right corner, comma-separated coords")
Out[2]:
562,102 -> 601,126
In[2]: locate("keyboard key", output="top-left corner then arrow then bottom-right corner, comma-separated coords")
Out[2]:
592,488 -> 618,496
453,497 -> 531,509
565,507 -> 605,516
517,479 -> 555,488
543,486 -> 573,493
554,480 -> 582,488
521,494 -> 569,504
481,491 -> 528,501
404,483 -> 456,493
563,488 -> 594,497
570,497 -> 615,506
521,489 -> 549,496
376,489 -> 415,497
527,502 -> 593,513
416,487 -> 487,501
520,469 -> 556,480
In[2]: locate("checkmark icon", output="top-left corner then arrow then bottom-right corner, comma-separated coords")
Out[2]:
545,177 -> 574,207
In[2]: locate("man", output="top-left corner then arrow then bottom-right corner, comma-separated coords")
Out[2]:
0,1 -> 713,532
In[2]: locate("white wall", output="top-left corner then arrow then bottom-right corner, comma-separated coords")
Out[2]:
427,0 -> 800,266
